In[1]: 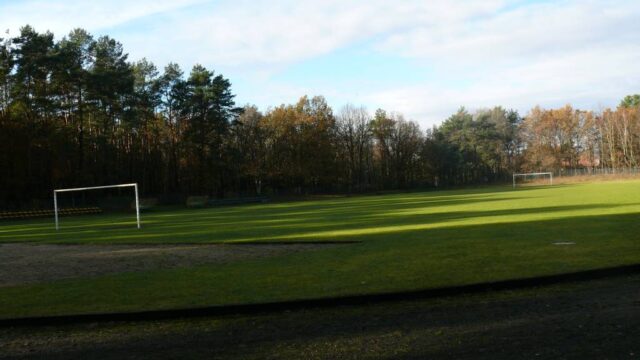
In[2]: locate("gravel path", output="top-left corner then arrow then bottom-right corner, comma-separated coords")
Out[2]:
0,243 -> 336,286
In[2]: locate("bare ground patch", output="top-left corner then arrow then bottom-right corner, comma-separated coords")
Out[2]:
0,243 -> 340,287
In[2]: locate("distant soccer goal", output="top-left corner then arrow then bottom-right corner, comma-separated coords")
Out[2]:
512,172 -> 553,188
53,183 -> 140,230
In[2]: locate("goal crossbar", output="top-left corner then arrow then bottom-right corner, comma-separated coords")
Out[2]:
54,183 -> 140,230
512,172 -> 553,188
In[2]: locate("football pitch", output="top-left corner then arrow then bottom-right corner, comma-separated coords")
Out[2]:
0,180 -> 639,319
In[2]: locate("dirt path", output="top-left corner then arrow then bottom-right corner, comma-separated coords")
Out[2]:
0,243 -> 337,287
1,274 -> 638,359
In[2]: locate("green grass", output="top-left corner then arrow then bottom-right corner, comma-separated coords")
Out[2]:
1,180 -> 639,319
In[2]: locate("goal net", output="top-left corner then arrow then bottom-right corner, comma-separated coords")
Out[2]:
512,172 -> 553,188
53,183 -> 140,230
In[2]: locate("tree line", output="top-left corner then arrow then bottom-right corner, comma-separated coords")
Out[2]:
1,26 -> 639,208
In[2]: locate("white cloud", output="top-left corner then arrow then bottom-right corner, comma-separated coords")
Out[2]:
358,0 -> 640,126
119,0 -> 509,67
2,0 -> 638,128
363,43 -> 640,126
0,0 -> 205,36
379,0 -> 640,66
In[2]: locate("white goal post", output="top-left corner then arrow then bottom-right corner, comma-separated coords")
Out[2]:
53,183 -> 140,230
512,172 -> 553,188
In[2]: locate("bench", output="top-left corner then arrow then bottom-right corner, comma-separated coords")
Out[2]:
0,207 -> 103,220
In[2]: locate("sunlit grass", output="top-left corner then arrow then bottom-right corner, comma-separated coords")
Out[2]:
0,180 -> 639,318
2,181 -> 639,245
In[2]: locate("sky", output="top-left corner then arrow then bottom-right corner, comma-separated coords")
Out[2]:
1,0 -> 639,127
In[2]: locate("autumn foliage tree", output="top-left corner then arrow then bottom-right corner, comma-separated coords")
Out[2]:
0,25 -> 638,209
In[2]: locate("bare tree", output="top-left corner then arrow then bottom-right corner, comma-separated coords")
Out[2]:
336,104 -> 372,192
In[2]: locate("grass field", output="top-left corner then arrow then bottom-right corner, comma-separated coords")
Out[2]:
0,180 -> 639,319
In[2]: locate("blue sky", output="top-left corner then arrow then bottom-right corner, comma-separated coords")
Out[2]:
1,0 -> 639,127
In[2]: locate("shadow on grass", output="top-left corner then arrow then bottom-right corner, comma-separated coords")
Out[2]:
2,192 -> 521,243
92,202 -> 637,244
168,275 -> 640,359
5,200 -> 635,245
0,210 -> 638,322
0,181 -> 637,247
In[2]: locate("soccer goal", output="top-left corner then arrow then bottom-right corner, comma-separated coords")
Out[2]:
512,172 -> 553,188
53,183 -> 140,230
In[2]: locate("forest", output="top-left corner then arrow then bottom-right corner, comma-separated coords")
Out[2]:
1,26 -> 639,208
